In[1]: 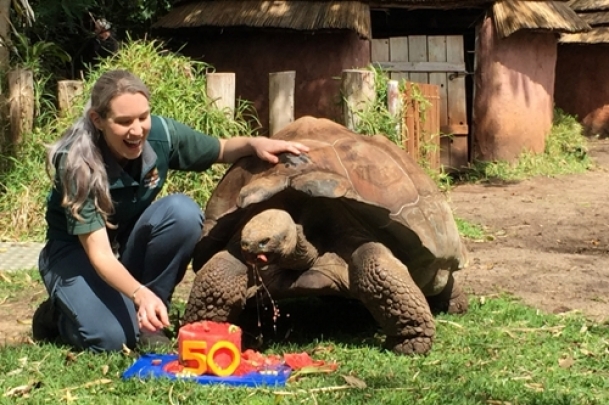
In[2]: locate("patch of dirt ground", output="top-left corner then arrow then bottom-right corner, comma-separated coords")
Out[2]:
452,137 -> 609,322
2,139 -> 608,346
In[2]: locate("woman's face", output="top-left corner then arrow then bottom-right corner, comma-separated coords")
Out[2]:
91,92 -> 152,165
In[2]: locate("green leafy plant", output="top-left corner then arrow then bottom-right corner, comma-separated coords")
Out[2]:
0,38 -> 259,241
459,108 -> 591,183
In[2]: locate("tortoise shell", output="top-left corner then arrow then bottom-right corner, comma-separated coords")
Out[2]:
192,116 -> 466,281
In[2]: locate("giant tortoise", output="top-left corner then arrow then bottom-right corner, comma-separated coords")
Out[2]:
184,116 -> 468,355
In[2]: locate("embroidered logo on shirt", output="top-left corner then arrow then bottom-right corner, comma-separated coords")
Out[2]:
143,167 -> 160,189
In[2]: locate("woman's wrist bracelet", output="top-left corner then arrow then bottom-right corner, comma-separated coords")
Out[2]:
131,284 -> 145,301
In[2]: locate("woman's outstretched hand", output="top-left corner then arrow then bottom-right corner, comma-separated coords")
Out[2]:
250,137 -> 310,164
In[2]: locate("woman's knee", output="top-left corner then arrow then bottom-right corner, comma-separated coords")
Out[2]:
159,194 -> 203,233
61,317 -> 137,353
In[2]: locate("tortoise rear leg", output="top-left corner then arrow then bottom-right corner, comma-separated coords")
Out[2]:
350,242 -> 435,355
183,250 -> 248,324
425,271 -> 469,315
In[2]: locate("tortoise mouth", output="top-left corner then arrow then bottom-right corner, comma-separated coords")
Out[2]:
243,251 -> 276,267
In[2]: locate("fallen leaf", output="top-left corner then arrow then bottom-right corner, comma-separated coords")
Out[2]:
558,357 -> 575,369
63,378 -> 112,392
287,364 -> 339,382
437,319 -> 464,329
3,381 -> 41,398
65,352 -> 77,365
80,378 -> 112,389
17,319 -> 32,325
6,368 -> 23,377
580,348 -> 594,357
342,375 -> 367,389
524,383 -> 544,392
122,344 -> 132,357
62,390 -> 78,403
580,324 -> 588,334
101,365 -> 110,375
0,273 -> 10,283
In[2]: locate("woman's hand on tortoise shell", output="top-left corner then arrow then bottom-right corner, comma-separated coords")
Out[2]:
250,137 -> 309,164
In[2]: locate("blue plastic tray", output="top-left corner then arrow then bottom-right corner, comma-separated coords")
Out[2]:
122,354 -> 291,387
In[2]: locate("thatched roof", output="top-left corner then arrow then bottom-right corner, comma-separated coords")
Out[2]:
568,0 -> 609,12
154,0 -> 589,40
493,0 -> 590,38
560,0 -> 609,42
153,1 -> 372,38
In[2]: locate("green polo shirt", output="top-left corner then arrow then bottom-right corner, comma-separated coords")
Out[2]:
45,115 -> 221,242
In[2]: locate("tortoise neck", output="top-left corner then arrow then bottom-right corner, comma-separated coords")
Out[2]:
278,224 -> 318,271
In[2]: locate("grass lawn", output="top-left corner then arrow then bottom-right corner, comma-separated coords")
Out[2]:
1,270 -> 608,404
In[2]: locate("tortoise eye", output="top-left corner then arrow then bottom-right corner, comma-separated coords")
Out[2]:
258,238 -> 270,248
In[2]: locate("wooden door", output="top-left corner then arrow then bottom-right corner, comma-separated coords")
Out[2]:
371,35 -> 469,170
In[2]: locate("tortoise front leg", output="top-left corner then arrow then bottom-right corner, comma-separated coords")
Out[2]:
425,271 -> 469,315
183,250 -> 248,324
350,242 -> 436,355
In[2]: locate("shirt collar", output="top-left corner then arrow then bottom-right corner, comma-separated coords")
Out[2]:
99,136 -> 158,188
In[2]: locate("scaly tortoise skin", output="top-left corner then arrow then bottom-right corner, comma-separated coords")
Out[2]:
184,116 -> 468,355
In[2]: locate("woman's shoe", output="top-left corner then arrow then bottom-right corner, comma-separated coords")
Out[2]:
32,299 -> 60,341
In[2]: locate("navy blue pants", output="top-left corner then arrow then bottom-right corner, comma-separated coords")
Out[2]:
38,194 -> 203,352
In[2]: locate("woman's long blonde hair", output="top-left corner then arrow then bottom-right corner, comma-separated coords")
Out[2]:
46,70 -> 151,223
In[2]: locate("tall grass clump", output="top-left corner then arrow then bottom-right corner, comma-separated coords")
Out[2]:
0,38 -> 259,241
462,108 -> 590,182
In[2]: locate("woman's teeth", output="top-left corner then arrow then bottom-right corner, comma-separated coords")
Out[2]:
125,139 -> 141,145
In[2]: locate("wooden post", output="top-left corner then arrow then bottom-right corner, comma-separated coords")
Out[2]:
269,71 -> 295,136
341,69 -> 375,131
57,80 -> 84,117
206,72 -> 236,119
8,69 -> 34,145
387,79 -> 402,137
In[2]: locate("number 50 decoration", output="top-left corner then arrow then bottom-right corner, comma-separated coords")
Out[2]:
178,321 -> 243,377
180,339 -> 241,377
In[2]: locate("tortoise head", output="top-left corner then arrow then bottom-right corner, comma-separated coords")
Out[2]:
240,209 -> 298,266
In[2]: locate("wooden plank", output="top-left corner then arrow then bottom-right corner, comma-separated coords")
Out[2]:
427,36 -> 447,64
402,82 -> 416,156
408,36 -> 428,84
412,83 -> 420,161
427,36 -> 449,136
206,72 -> 236,119
431,85 -> 441,169
446,35 -> 468,168
269,71 -> 295,135
450,135 -> 469,169
422,83 -> 441,170
440,135 -> 451,170
440,124 -> 469,135
371,38 -> 389,63
375,61 -> 466,73
446,36 -> 468,131
387,80 -> 402,135
8,69 -> 34,145
389,37 -> 409,83
57,80 -> 84,117
341,69 -> 376,131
